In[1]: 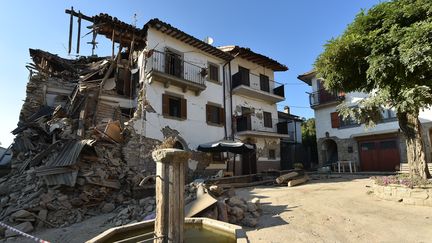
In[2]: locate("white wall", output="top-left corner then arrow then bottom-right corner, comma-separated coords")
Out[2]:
230,57 -> 279,134
135,28 -> 228,149
311,76 -> 432,139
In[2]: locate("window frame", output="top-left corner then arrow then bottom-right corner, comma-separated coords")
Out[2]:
263,111 -> 273,128
162,93 -> 187,120
268,149 -> 276,160
208,62 -> 220,83
206,103 -> 225,126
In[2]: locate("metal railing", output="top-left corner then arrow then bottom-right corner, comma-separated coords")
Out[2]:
309,89 -> 344,106
147,50 -> 206,86
232,72 -> 285,98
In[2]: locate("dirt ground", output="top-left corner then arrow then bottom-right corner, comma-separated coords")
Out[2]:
6,176 -> 432,243
237,176 -> 432,243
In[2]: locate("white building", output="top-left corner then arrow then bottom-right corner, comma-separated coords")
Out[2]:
133,20 -> 291,175
298,71 -> 432,172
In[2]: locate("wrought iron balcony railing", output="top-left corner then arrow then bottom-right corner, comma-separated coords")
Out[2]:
309,89 -> 344,107
147,50 -> 206,86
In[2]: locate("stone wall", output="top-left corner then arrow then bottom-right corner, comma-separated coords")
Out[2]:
317,137 -> 359,166
373,184 -> 432,207
122,124 -> 161,174
317,134 -> 409,169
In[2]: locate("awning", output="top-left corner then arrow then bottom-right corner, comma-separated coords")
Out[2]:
197,140 -> 254,154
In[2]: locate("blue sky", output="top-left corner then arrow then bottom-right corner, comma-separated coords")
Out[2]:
0,0 -> 381,146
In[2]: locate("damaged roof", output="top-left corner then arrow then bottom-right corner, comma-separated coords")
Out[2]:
66,9 -> 287,67
218,45 -> 288,72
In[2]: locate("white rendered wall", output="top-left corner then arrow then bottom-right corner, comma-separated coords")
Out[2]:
135,28 -> 227,149
311,77 -> 432,139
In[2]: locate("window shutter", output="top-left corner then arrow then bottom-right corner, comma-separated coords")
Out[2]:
206,104 -> 211,123
330,112 -> 340,128
181,98 -> 187,119
162,94 -> 169,116
219,107 -> 225,125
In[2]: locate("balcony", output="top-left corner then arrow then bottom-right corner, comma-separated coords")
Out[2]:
231,72 -> 285,103
276,122 -> 296,142
146,50 -> 207,95
235,115 -> 290,138
309,89 -> 344,108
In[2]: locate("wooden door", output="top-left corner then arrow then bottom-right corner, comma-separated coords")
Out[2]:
359,139 -> 400,171
241,146 -> 257,175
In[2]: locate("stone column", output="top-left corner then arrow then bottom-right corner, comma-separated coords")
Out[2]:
152,149 -> 190,243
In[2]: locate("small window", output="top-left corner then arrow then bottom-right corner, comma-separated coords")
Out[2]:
263,112 -> 272,128
208,63 -> 219,82
268,149 -> 276,159
169,97 -> 181,117
206,104 -> 225,125
260,74 -> 270,92
162,94 -> 187,119
380,140 -> 397,149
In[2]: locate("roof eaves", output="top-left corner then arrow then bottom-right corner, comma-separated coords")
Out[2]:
145,19 -> 233,61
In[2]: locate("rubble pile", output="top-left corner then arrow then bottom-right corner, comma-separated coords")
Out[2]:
0,49 -> 155,235
185,182 -> 262,228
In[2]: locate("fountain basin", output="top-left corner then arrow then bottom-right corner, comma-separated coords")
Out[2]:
86,217 -> 248,243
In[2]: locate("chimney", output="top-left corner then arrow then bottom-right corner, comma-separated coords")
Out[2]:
284,106 -> 290,114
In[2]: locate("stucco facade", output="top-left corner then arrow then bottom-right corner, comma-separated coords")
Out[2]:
299,72 -> 432,171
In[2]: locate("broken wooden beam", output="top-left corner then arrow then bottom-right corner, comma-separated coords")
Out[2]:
276,171 -> 301,185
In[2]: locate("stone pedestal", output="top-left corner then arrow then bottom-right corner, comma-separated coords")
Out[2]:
152,149 -> 191,243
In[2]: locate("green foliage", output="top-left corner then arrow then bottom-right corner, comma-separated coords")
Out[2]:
301,118 -> 316,147
315,0 -> 432,122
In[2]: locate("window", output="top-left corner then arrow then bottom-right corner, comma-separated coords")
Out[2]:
331,111 -> 359,128
260,74 -> 270,92
206,104 -> 225,125
208,63 -> 219,82
165,50 -> 183,78
340,115 -> 358,127
264,112 -> 272,128
238,66 -> 250,85
382,109 -> 397,121
268,149 -> 276,159
162,94 -> 187,119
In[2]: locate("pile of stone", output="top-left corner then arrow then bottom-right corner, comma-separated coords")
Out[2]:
187,182 -> 262,228
104,196 -> 156,227
0,49 -> 160,240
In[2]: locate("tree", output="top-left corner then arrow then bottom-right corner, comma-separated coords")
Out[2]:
301,118 -> 318,164
302,118 -> 316,147
315,0 -> 432,179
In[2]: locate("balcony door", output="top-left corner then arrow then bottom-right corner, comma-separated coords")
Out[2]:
165,50 -> 183,78
238,66 -> 250,86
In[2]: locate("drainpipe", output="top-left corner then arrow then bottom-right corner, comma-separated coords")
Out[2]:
229,61 -> 234,141
222,61 -> 229,140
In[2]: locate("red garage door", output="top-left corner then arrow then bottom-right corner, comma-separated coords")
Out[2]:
359,139 -> 400,171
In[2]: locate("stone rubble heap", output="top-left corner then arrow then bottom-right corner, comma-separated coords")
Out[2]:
185,182 -> 262,228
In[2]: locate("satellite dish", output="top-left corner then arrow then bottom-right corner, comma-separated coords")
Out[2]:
203,37 -> 214,45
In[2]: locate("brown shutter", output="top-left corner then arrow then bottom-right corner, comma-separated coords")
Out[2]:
162,94 -> 169,116
206,104 -> 211,123
331,112 -> 340,128
219,107 -> 225,125
181,98 -> 187,119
